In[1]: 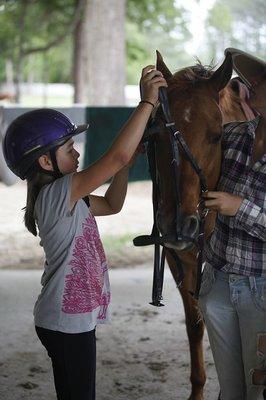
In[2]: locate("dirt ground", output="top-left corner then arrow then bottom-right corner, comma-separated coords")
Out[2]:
0,180 -> 219,399
0,180 -> 154,270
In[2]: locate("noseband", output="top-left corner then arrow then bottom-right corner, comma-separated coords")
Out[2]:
133,87 -> 209,305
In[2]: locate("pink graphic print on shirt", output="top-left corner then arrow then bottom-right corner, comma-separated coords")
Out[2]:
62,212 -> 110,315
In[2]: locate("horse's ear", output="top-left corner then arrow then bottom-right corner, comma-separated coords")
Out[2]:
209,52 -> 233,92
156,50 -> 172,80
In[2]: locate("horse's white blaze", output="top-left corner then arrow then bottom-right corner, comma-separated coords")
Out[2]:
184,107 -> 192,123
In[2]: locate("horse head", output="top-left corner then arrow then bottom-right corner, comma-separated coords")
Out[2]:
152,51 -> 232,251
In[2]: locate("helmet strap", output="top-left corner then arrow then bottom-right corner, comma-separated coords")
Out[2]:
49,147 -> 63,178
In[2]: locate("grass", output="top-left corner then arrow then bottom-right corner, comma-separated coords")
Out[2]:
102,233 -> 135,254
20,94 -> 73,107
0,233 -> 153,270
102,233 -> 153,268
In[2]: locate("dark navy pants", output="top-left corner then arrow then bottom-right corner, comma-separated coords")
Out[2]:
36,326 -> 96,400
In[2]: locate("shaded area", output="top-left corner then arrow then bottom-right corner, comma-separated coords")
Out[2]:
84,107 -> 150,181
0,268 -> 219,400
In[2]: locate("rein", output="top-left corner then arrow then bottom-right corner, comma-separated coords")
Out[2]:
134,87 -> 209,305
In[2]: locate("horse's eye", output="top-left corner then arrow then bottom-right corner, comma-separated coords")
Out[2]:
212,134 -> 222,144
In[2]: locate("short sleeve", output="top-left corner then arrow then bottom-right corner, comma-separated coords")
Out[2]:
35,174 -> 73,226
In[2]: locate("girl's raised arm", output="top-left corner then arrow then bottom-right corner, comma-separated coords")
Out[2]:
70,66 -> 166,205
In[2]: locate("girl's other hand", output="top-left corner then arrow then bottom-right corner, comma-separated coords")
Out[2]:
139,65 -> 167,106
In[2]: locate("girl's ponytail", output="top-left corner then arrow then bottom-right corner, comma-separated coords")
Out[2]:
24,166 -> 55,236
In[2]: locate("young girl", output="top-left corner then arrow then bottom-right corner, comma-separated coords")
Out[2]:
3,66 -> 167,400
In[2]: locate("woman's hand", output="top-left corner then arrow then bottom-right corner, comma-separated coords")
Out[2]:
203,191 -> 244,216
139,65 -> 167,106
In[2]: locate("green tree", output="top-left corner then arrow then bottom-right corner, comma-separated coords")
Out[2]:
0,0 -> 85,101
0,0 -> 193,104
126,0 -> 192,83
205,2 -> 234,60
222,0 -> 266,57
70,0 -> 192,103
204,0 -> 266,62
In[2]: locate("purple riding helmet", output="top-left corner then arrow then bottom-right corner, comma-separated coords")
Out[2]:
2,109 -> 88,179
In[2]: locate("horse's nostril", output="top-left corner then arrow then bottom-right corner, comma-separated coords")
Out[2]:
182,215 -> 199,238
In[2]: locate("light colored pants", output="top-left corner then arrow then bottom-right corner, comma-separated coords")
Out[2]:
199,263 -> 266,400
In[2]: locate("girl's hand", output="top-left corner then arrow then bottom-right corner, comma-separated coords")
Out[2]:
203,191 -> 244,216
139,65 -> 167,106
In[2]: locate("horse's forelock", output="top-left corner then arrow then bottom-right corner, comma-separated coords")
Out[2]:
167,64 -> 214,101
172,62 -> 214,85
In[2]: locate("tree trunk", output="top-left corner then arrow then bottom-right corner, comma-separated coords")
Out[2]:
27,55 -> 35,85
14,0 -> 29,103
73,14 -> 88,103
14,58 -> 23,103
85,0 -> 126,106
5,59 -> 14,88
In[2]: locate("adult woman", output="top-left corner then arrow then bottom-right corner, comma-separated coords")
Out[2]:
200,48 -> 266,400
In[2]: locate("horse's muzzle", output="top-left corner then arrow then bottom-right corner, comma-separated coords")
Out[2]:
160,213 -> 200,251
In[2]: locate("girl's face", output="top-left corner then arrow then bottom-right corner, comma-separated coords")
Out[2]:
56,139 -> 80,174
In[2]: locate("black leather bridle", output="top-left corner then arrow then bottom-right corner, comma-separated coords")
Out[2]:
133,87 -> 209,305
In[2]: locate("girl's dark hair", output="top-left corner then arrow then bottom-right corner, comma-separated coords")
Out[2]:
24,162 -> 56,236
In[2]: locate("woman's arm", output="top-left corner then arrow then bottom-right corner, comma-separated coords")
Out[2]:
234,198 -> 266,241
70,66 -> 167,206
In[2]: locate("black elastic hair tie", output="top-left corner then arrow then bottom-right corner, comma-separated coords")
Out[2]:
139,100 -> 155,108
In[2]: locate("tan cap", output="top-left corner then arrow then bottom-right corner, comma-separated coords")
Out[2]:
224,47 -> 265,89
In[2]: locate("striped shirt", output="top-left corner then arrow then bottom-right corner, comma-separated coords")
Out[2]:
205,117 -> 266,276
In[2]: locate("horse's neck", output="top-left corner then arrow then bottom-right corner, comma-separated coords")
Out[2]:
251,116 -> 266,164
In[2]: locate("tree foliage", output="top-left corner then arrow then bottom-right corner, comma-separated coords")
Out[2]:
127,0 -> 185,33
0,0 -> 83,87
126,0 -> 192,83
205,0 -> 266,61
1,0 -> 264,94
0,0 -> 192,87
0,0 -> 78,55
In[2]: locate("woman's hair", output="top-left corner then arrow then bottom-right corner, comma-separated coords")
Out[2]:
24,161 -> 56,236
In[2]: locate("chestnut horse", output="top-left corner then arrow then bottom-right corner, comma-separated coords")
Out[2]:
149,51 -> 265,399
148,52 -> 233,400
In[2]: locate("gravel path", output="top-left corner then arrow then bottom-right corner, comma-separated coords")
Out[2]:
0,180 -> 220,399
0,267 -> 219,400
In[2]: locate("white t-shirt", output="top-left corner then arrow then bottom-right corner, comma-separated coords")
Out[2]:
34,173 -> 110,333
